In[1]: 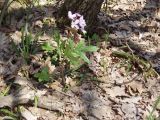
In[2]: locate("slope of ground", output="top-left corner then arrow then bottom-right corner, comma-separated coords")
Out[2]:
0,0 -> 160,120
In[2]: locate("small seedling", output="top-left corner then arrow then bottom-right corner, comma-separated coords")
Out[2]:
102,31 -> 110,43
147,96 -> 160,120
12,24 -> 34,63
0,108 -> 18,120
34,95 -> 39,108
91,33 -> 100,42
53,30 -> 63,60
34,67 -> 50,83
0,85 -> 11,96
20,32 -> 33,62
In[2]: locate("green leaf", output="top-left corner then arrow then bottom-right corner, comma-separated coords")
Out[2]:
147,96 -> 160,120
78,52 -> 90,64
75,40 -> 85,51
34,96 -> 39,108
34,67 -> 50,83
70,58 -> 80,65
42,42 -> 54,52
60,40 -> 66,51
70,52 -> 79,58
53,30 -> 61,46
0,85 -> 11,96
51,55 -> 58,61
91,33 -> 99,41
0,109 -> 18,119
81,46 -> 99,52
64,50 -> 78,62
68,38 -> 75,49
75,40 -> 98,52
151,96 -> 160,114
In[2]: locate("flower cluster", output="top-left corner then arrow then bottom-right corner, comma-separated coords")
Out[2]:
68,11 -> 86,33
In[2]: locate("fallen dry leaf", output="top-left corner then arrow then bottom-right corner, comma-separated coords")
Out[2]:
127,81 -> 144,94
121,96 -> 142,104
107,86 -> 128,98
121,103 -> 137,119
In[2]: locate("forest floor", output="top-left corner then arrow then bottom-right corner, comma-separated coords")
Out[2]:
0,0 -> 160,120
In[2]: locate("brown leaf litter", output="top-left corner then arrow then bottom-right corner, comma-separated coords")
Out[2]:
0,0 -> 160,119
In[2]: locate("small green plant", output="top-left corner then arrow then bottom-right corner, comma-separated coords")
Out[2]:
0,85 -> 11,96
147,96 -> 160,120
20,28 -> 33,62
0,108 -> 18,120
13,24 -> 38,63
64,38 -> 98,66
34,95 -> 39,108
40,30 -> 98,85
91,33 -> 100,42
53,30 -> 63,61
102,31 -> 110,43
34,67 -> 50,83
53,30 -> 99,68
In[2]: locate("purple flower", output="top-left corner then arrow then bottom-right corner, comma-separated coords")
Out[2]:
68,11 -> 86,33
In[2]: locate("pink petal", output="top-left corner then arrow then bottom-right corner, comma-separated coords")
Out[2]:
74,19 -> 80,24
68,11 -> 76,20
71,22 -> 79,29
